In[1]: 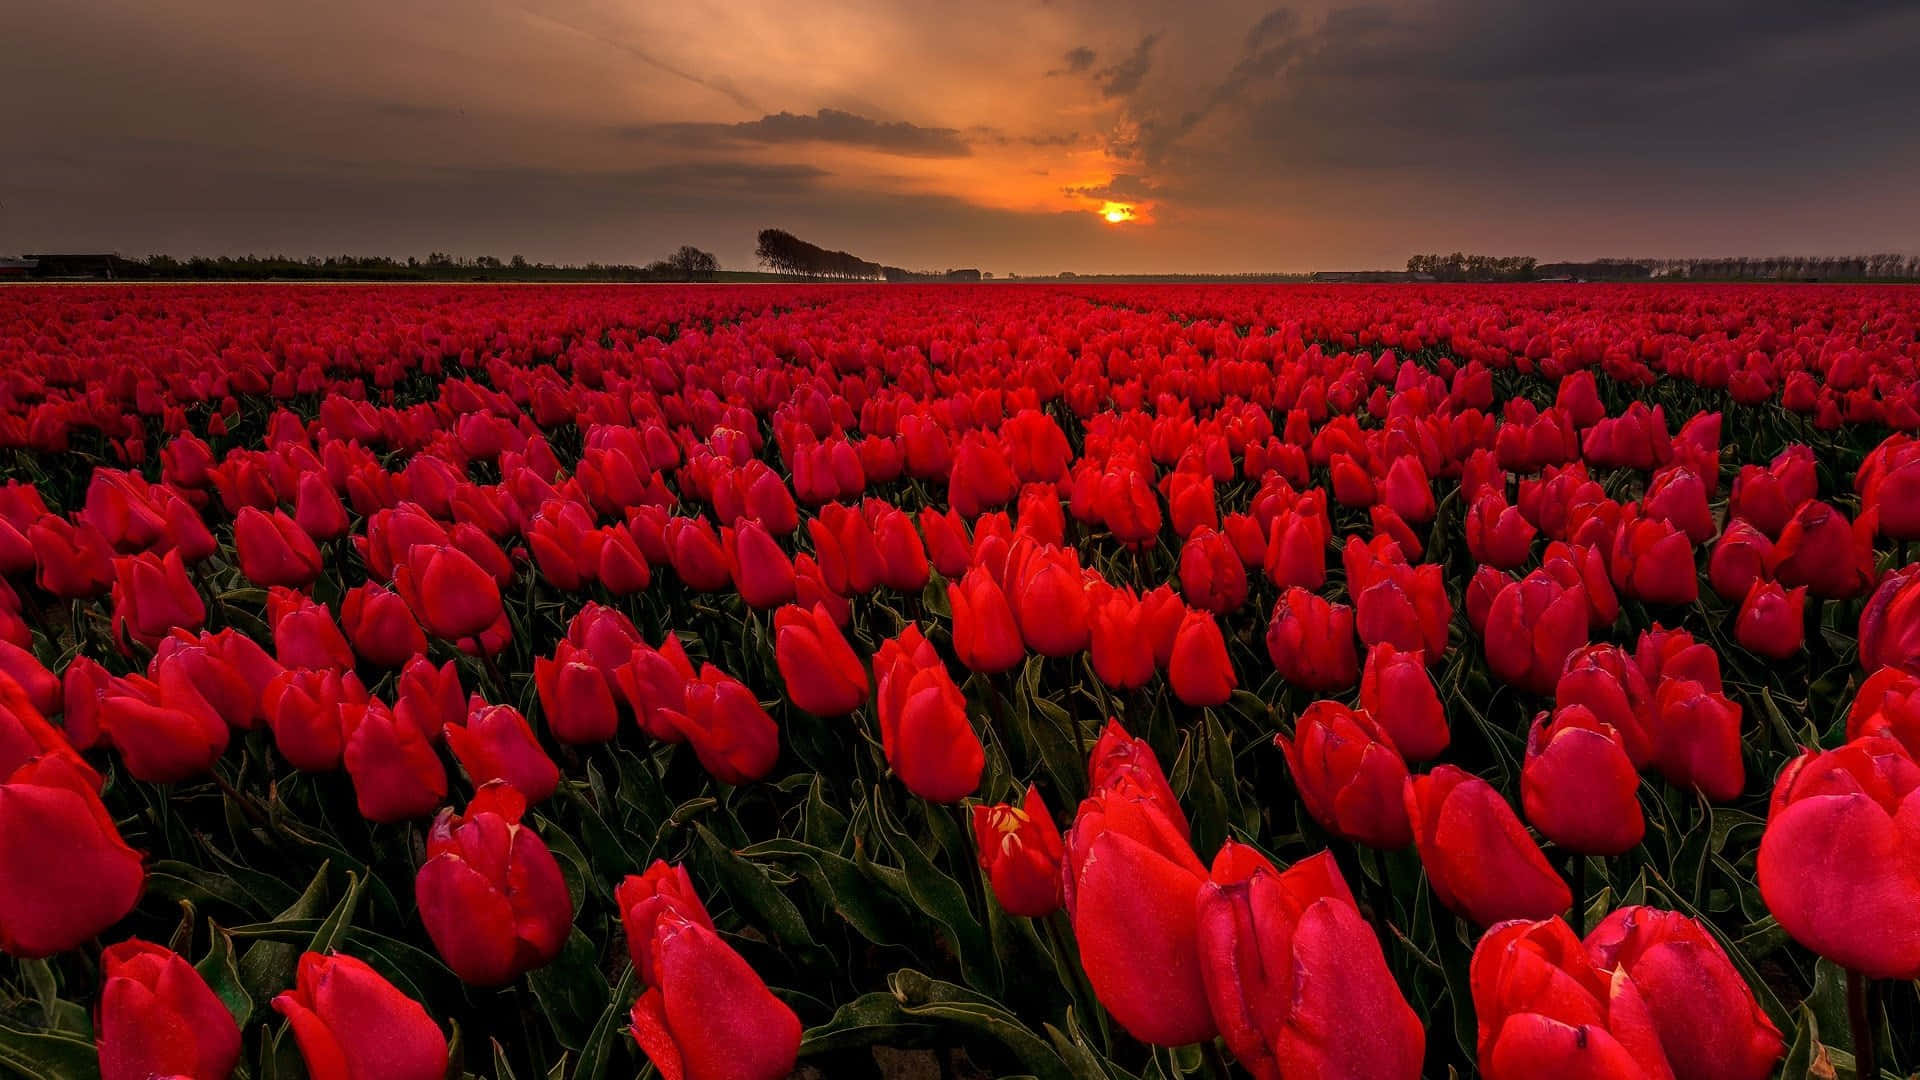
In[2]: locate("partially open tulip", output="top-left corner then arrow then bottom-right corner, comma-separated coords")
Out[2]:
1276,701 -> 1413,849
873,625 -> 982,802
1265,587 -> 1358,692
0,754 -> 143,957
1359,642 -> 1448,761
394,655 -> 461,745
1848,665 -> 1920,753
1404,765 -> 1570,927
1756,736 -> 1920,979
1707,521 -> 1772,602
98,939 -> 241,1080
972,784 -> 1065,917
1585,906 -> 1784,1080
1179,528 -> 1248,614
273,952 -> 448,1080
1609,509 -> 1697,606
1858,433 -> 1920,540
1168,608 -> 1235,706
263,668 -> 367,772
1734,580 -> 1804,659
416,782 -> 573,986
98,669 -> 229,783
1470,916 -> 1675,1080
1196,844 -> 1424,1080
1008,543 -> 1091,657
773,602 -> 869,715
1522,705 -> 1644,855
446,699 -> 560,804
947,566 -> 1026,675
1466,490 -> 1538,570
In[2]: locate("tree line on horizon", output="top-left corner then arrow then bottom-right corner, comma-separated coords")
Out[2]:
1409,251 -> 1920,282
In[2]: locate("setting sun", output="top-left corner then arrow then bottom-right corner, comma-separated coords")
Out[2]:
1101,202 -> 1135,224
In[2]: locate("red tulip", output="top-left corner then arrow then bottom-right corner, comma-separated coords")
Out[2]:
1470,916 -> 1676,1080
1585,907 -> 1784,1080
972,784 -> 1065,917
394,655 -> 461,745
1706,520 -> 1772,602
233,507 -> 324,588
1381,454 -> 1435,525
340,582 -> 426,669
98,939 -> 242,1080
1179,527 -> 1248,614
1276,701 -> 1413,849
772,602 -> 869,715
0,679 -> 93,783
1196,843 -> 1424,1080
723,519 -> 795,609
534,642 -> 619,744
1860,562 -> 1920,674
868,500 -> 930,591
918,506 -> 971,578
273,952 -> 448,1080
1734,580 -> 1804,659
947,566 -> 1025,674
446,699 -> 560,803
109,551 -> 205,650
1648,678 -> 1744,802
663,665 -> 780,785
1088,586 -> 1155,690
1467,491 -> 1537,570
1858,433 -> 1920,540
1609,509 -> 1697,606
1484,570 -> 1589,695
617,634 -> 698,743
1007,543 -> 1090,657
1263,506 -> 1328,590
1522,705 -> 1644,855
98,666 -> 229,783
1346,542 -> 1450,660
394,542 -> 503,642
0,754 -> 143,957
267,587 -> 354,672
1768,498 -> 1875,600
342,700 -> 447,822
1756,736 -> 1920,978
416,782 -> 572,986
1359,642 -> 1448,761
1169,609 -> 1235,706
31,517 -> 114,599
626,906 -> 801,1080
1848,665 -> 1920,753
1063,736 -> 1214,1046
873,626 -> 982,802
1643,465 -> 1715,544
1404,765 -> 1570,927
1265,587 -> 1358,692
263,668 -> 367,772
1729,445 -> 1815,538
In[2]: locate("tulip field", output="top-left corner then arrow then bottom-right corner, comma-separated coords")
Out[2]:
6,281 -> 1920,1080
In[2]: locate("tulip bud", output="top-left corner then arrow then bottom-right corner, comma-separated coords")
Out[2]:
1359,642 -> 1448,762
1265,587 -> 1358,692
340,582 -> 427,669
447,699 -> 560,804
233,507 -> 324,588
1734,580 -> 1805,660
0,754 -> 144,957
1522,705 -> 1643,855
273,953 -> 448,1080
1168,609 -> 1235,707
873,626 -> 983,802
1404,765 -> 1570,927
773,602 -> 869,715
534,642 -> 619,744
342,700 -> 446,823
947,567 -> 1026,675
98,940 -> 242,1080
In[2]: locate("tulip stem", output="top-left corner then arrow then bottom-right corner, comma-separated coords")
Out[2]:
1200,1041 -> 1233,1079
1569,854 -> 1588,934
1846,968 -> 1877,1079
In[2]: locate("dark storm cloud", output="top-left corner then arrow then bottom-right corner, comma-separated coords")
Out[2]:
1049,45 -> 1097,76
1095,33 -> 1158,98
624,108 -> 971,158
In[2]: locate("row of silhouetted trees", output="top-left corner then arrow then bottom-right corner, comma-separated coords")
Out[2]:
1410,252 -> 1920,282
754,229 -> 883,280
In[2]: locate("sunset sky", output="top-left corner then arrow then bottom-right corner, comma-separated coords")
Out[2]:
6,0 -> 1919,274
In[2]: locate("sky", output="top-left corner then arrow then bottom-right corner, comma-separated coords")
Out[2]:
5,0 -> 1919,274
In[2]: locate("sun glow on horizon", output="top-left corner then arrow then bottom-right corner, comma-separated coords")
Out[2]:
1101,202 -> 1135,224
